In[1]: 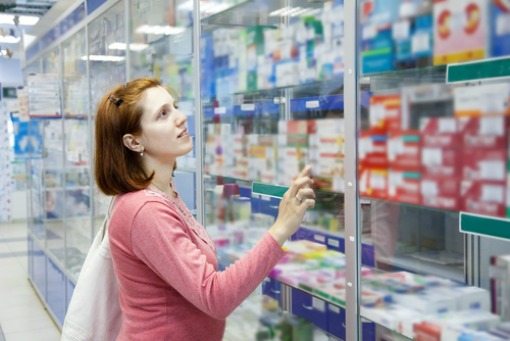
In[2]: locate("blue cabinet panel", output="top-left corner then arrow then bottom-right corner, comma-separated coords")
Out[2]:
32,240 -> 47,298
327,303 -> 345,340
46,258 -> 66,324
291,288 -> 328,331
262,277 -> 281,301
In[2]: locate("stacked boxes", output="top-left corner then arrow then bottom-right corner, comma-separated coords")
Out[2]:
277,120 -> 310,186
388,131 -> 422,204
247,135 -> 278,184
459,117 -> 509,217
420,117 -> 462,210
308,119 -> 345,192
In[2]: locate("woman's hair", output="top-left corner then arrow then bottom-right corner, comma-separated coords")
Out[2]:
94,77 -> 162,195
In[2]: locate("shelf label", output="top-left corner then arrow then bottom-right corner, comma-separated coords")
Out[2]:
241,103 -> 255,111
305,100 -> 320,109
447,57 -> 510,83
327,238 -> 340,248
252,182 -> 288,199
313,234 -> 326,243
214,107 -> 226,115
459,212 -> 510,241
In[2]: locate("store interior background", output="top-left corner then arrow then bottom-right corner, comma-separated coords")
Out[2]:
1,0 -> 510,340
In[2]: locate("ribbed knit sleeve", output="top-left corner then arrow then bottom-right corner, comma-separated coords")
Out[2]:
130,201 -> 284,320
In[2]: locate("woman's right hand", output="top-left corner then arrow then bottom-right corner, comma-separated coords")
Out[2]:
269,165 -> 316,245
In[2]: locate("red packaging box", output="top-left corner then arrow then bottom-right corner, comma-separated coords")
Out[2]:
461,180 -> 506,217
387,130 -> 421,170
369,94 -> 401,131
359,167 -> 388,199
462,149 -> 506,182
459,116 -> 509,150
359,130 -> 388,168
421,175 -> 461,211
421,147 -> 461,178
388,170 -> 422,205
420,117 -> 461,147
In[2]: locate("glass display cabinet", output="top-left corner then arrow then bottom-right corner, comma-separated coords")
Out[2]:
352,0 -> 510,339
23,0 -> 510,338
199,0 -> 347,339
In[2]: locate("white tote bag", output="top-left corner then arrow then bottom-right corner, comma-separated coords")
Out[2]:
61,199 -> 121,341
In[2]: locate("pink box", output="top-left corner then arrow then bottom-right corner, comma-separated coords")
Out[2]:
433,0 -> 488,65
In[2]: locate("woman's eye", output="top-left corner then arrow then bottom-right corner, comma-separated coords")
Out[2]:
174,104 -> 179,110
160,110 -> 168,117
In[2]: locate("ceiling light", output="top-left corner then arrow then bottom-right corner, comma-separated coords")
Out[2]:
135,25 -> 186,35
0,14 -> 39,26
80,55 -> 126,62
108,42 -> 148,51
0,36 -> 20,44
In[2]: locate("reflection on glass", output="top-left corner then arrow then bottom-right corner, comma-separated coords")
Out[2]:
89,1 -> 126,113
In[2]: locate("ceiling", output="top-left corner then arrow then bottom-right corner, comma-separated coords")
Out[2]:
0,0 -> 56,16
0,0 -> 57,58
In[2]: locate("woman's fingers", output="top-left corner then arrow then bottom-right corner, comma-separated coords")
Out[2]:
296,188 -> 315,202
288,175 -> 313,198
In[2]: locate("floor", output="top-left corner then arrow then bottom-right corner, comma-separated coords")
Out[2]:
0,221 -> 60,341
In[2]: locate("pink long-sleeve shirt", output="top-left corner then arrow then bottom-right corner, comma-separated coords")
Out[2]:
109,189 -> 284,340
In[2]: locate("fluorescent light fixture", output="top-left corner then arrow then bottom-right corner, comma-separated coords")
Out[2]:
0,13 -> 39,26
0,36 -> 20,44
135,25 -> 185,36
108,42 -> 149,51
177,1 -> 229,15
269,6 -> 320,17
80,55 -> 126,62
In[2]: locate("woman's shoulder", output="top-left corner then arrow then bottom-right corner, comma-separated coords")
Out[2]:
114,189 -> 171,215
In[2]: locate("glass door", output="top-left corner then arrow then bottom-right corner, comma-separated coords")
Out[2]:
200,0 -> 346,339
356,0 -> 510,340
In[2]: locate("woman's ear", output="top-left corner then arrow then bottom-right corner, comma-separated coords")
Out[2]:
122,134 -> 144,153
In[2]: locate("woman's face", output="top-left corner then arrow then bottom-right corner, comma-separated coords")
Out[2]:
138,86 -> 192,162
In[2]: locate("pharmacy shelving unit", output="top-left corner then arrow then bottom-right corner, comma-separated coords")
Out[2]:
23,0 -> 510,339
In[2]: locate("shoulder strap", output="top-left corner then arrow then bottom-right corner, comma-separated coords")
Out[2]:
101,196 -> 117,240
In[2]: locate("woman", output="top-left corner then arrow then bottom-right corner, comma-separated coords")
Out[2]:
95,78 -> 315,340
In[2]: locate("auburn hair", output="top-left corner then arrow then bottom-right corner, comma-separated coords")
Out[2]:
94,77 -> 162,195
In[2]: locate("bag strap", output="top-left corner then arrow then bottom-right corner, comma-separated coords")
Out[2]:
101,196 -> 117,241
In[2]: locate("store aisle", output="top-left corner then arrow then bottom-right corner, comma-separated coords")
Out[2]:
0,222 -> 60,341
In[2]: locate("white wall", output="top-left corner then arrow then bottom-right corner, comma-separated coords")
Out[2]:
0,58 -> 23,87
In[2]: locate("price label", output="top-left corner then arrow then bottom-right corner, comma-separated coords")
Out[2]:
306,100 -> 320,109
312,297 -> 326,312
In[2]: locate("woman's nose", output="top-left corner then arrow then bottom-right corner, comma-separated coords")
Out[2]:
175,111 -> 187,126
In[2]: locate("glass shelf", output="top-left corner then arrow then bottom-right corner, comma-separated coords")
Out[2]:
361,65 -> 448,91
232,77 -> 344,99
201,0 -> 325,28
207,172 -> 346,197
